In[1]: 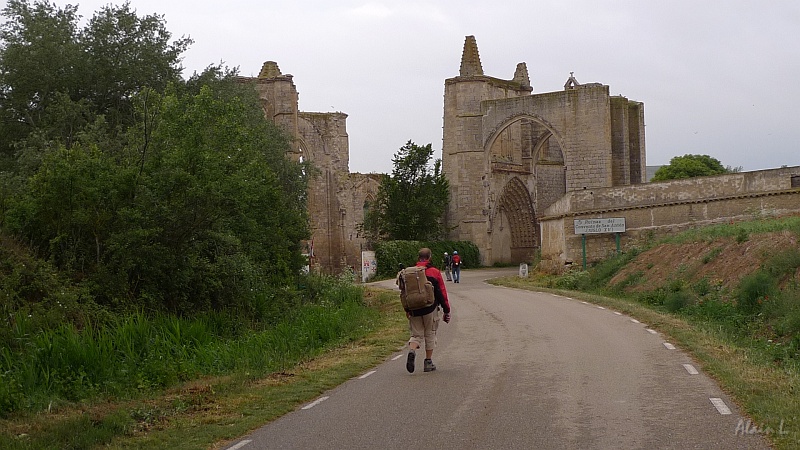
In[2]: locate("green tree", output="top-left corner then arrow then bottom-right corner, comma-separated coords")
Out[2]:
6,72 -> 309,314
364,140 -> 449,241
652,154 -> 736,181
0,0 -> 191,168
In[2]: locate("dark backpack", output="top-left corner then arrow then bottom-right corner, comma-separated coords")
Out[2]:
396,265 -> 436,310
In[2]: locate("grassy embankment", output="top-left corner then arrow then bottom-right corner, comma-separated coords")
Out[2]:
492,215 -> 800,449
0,282 -> 407,449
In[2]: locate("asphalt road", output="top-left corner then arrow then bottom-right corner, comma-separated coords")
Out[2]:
224,268 -> 771,449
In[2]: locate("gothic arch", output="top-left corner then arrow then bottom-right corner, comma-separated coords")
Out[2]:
484,113 -> 565,153
496,177 -> 538,262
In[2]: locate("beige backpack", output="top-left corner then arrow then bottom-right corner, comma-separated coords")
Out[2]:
396,266 -> 435,310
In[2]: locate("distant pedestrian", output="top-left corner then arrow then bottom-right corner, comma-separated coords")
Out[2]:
443,252 -> 452,281
452,251 -> 461,283
403,248 -> 451,373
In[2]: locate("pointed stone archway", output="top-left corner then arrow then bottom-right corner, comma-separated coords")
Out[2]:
496,177 -> 537,263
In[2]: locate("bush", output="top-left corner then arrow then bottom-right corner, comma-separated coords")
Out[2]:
374,240 -> 479,277
735,270 -> 775,315
665,289 -> 694,313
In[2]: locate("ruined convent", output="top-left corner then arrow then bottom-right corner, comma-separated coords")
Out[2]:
241,36 -> 800,276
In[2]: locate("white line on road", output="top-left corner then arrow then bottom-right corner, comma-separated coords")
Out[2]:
663,342 -> 676,350
581,301 -> 589,304
683,364 -> 699,375
630,318 -> 641,324
301,396 -> 330,410
646,328 -> 658,335
391,354 -> 403,361
227,440 -> 252,450
359,370 -> 376,379
614,312 -> 622,315
710,397 -> 732,415
597,306 -> 606,310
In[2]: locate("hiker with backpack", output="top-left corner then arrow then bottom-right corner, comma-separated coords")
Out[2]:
451,250 -> 461,283
396,247 -> 451,373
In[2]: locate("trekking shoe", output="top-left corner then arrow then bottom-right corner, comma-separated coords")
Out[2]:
424,359 -> 436,372
406,350 -> 416,373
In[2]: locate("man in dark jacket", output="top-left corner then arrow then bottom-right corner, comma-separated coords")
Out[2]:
405,248 -> 452,373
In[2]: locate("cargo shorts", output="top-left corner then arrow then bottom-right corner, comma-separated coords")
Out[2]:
408,308 -> 441,350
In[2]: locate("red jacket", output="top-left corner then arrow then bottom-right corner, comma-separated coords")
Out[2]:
407,260 -> 451,316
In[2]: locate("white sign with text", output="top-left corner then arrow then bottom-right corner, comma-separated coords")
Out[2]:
574,218 -> 626,234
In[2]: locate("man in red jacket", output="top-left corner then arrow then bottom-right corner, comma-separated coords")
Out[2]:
405,248 -> 452,373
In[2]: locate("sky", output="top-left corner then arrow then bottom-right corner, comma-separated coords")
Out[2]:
37,0 -> 800,174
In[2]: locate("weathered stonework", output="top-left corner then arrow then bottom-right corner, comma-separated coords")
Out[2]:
442,36 -> 646,265
241,41 -> 796,276
539,167 -> 800,270
237,62 -> 380,275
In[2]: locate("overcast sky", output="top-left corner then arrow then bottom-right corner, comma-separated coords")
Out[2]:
56,1 -> 800,174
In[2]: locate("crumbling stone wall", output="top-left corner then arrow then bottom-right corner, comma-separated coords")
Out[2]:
238,62 -> 378,276
539,166 -> 800,270
443,36 -> 646,265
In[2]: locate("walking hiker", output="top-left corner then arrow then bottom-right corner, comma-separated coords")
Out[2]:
399,248 -> 451,373
443,252 -> 452,281
451,250 -> 461,283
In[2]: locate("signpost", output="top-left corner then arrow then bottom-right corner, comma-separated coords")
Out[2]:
574,218 -> 626,269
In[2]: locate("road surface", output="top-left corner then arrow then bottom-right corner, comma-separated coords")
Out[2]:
225,268 -> 770,449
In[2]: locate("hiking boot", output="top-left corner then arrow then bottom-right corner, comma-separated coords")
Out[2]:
406,350 -> 416,373
424,359 -> 436,372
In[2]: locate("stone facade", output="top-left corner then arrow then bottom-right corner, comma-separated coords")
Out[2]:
539,167 -> 800,270
241,40 -> 797,276
238,62 -> 380,276
442,36 -> 646,265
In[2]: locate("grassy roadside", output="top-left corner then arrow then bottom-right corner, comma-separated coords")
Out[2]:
0,288 -> 408,450
491,277 -> 800,449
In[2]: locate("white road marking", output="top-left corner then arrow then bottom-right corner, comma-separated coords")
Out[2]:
581,301 -> 589,305
597,306 -> 606,310
359,370 -> 376,379
663,342 -> 676,350
614,312 -> 622,315
710,397 -> 732,415
646,328 -> 658,335
301,396 -> 330,410
630,319 -> 640,324
391,354 -> 403,361
683,364 -> 699,375
227,440 -> 252,450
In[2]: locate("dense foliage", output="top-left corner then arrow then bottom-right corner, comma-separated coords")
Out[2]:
362,140 -> 449,241
374,240 -> 478,277
0,1 -> 309,317
651,154 -> 739,181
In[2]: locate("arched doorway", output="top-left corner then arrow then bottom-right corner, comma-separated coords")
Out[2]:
496,177 -> 537,263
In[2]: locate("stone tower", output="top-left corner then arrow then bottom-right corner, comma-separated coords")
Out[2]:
442,36 -> 646,265
240,62 -> 380,275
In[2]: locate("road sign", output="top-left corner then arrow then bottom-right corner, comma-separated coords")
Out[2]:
574,218 -> 626,234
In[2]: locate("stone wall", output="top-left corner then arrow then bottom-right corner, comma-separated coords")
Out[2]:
539,166 -> 800,270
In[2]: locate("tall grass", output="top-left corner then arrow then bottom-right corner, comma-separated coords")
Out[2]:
0,275 -> 374,416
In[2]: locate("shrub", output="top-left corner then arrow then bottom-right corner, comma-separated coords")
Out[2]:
665,289 -> 694,312
735,270 -> 775,315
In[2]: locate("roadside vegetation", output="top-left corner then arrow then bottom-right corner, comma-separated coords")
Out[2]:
0,2 -> 410,448
492,214 -> 800,449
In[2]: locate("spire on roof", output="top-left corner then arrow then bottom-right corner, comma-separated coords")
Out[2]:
564,71 -> 580,89
513,62 -> 531,87
258,61 -> 282,79
459,35 -> 484,77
